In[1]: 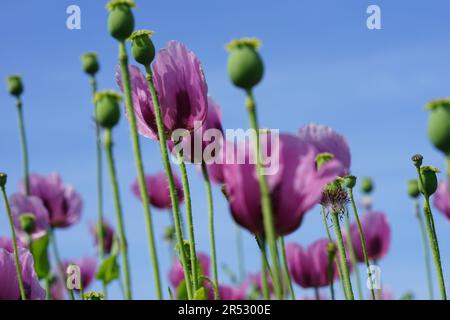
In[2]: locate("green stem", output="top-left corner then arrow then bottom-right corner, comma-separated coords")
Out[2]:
416,167 -> 447,300
89,76 -> 108,299
103,129 -> 132,300
1,186 -> 26,300
331,211 -> 354,300
16,99 -> 30,195
118,41 -> 162,299
260,253 -> 270,300
201,162 -> 219,299
414,199 -> 434,300
279,237 -> 295,300
236,226 -> 246,282
321,206 -> 346,300
327,251 -> 335,300
343,208 -> 363,300
245,89 -> 283,300
314,287 -> 320,300
349,188 -> 375,300
49,228 -> 73,300
143,64 -> 192,299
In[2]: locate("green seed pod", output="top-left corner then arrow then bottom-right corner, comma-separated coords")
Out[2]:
407,179 -> 420,198
107,0 -> 135,41
315,152 -> 334,170
360,177 -> 374,194
81,53 -> 100,76
19,213 -> 36,235
0,172 -> 7,188
426,99 -> 450,157
130,30 -> 155,67
7,75 -> 24,97
326,241 -> 337,260
418,165 -> 440,196
226,38 -> 264,90
411,154 -> 423,168
343,175 -> 357,189
94,91 -> 122,129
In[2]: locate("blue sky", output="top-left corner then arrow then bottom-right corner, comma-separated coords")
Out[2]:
1,0 -> 450,299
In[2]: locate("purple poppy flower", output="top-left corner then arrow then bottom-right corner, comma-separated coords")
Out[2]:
434,180 -> 450,222
169,252 -> 210,288
223,133 -> 344,236
22,173 -> 83,228
219,283 -> 247,300
0,245 -> 45,300
286,239 -> 337,288
63,257 -> 97,290
298,123 -> 351,174
350,211 -> 391,262
89,219 -> 115,255
9,193 -> 49,241
131,171 -> 184,209
115,41 -> 208,140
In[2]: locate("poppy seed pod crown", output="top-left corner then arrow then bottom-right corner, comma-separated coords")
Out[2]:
426,99 -> 450,157
418,165 -> 440,196
130,30 -> 156,67
81,53 -> 100,76
315,152 -> 334,170
7,75 -> 23,97
107,0 -> 135,41
94,91 -> 122,129
226,38 -> 264,90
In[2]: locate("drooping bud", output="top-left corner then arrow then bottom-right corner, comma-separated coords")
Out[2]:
407,179 -> 420,198
0,172 -> 7,188
81,53 -> 100,76
129,30 -> 155,67
19,213 -> 36,235
7,75 -> 24,97
411,154 -> 423,168
343,175 -> 357,189
106,0 -> 135,41
426,99 -> 450,156
94,91 -> 122,129
315,152 -> 334,170
360,177 -> 374,194
418,165 -> 440,196
226,38 -> 264,90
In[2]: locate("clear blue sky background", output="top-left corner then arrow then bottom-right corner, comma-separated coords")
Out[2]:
1,0 -> 450,300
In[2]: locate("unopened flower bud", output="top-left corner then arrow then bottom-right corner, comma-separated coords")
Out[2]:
19,213 -> 36,235
7,75 -> 23,97
360,177 -> 374,194
130,30 -> 155,67
418,165 -> 440,196
426,99 -> 450,156
0,172 -> 7,188
407,179 -> 420,198
411,154 -> 423,168
327,241 -> 337,260
343,175 -> 357,189
94,91 -> 122,129
226,38 -> 264,90
81,53 -> 100,76
315,152 -> 334,170
107,0 -> 135,41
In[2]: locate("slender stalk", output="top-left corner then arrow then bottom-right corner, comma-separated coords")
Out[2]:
279,237 -> 295,300
1,186 -> 26,300
49,228 -> 73,300
16,99 -> 30,195
321,206 -> 346,299
118,41 -> 162,299
349,188 -> 375,300
245,89 -> 283,299
201,162 -> 219,299
326,251 -> 335,300
343,209 -> 363,300
143,64 -> 192,299
89,76 -> 107,298
103,129 -> 132,300
236,226 -> 246,282
416,167 -> 447,300
331,211 -> 354,300
314,287 -> 320,300
414,199 -> 434,300
260,253 -> 270,300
